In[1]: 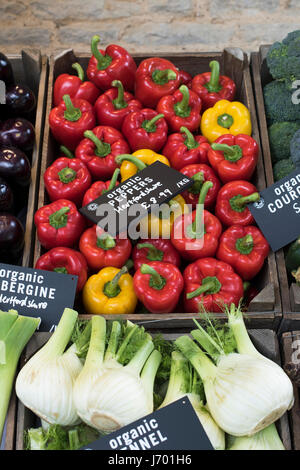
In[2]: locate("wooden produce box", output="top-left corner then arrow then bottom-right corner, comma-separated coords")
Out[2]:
281,331 -> 300,450
33,48 -> 281,330
1,51 -> 48,451
250,47 -> 300,332
15,327 -> 291,450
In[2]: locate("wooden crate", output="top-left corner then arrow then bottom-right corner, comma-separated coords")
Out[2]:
250,47 -> 300,332
33,48 -> 281,329
281,331 -> 300,450
3,50 -> 48,268
15,326 -> 291,450
1,50 -> 48,451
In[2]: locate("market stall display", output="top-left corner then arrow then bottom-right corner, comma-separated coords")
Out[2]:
31,42 -> 282,329
251,30 -> 300,330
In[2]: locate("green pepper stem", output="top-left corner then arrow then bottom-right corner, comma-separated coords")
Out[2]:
137,243 -> 164,261
60,146 -> 75,159
204,60 -> 222,93
97,234 -> 116,250
174,85 -> 191,118
230,192 -> 260,211
189,171 -> 204,195
58,167 -> 77,184
186,276 -> 221,299
48,207 -> 70,229
211,143 -> 243,162
141,113 -> 165,133
53,267 -> 68,274
152,68 -> 177,85
71,62 -> 85,82
193,181 -> 213,236
235,234 -> 254,255
111,80 -> 128,110
217,113 -> 234,129
140,263 -> 166,290
91,35 -> 112,71
103,266 -> 128,298
63,95 -> 82,122
115,154 -> 147,170
180,126 -> 199,149
84,130 -> 111,157
107,168 -> 120,191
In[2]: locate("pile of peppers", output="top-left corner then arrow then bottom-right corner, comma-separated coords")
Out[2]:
34,35 -> 269,315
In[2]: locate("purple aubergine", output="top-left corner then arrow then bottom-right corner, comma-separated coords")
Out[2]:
0,177 -> 13,212
0,118 -> 35,151
0,147 -> 31,186
5,84 -> 36,117
0,52 -> 14,85
0,214 -> 24,263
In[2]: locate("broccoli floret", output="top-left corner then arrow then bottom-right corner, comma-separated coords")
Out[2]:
273,158 -> 296,181
263,81 -> 300,124
267,30 -> 300,88
290,129 -> 300,167
268,121 -> 300,163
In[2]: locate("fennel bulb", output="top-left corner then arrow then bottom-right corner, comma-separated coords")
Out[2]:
175,304 -> 294,437
16,308 -> 90,427
228,423 -> 285,450
159,350 -> 225,450
0,310 -> 40,442
73,316 -> 161,433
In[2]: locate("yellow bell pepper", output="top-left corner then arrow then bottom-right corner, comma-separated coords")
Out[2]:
115,149 -> 170,182
82,266 -> 137,315
139,194 -> 189,239
200,99 -> 252,143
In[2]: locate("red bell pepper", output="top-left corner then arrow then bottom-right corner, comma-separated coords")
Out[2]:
49,95 -> 96,150
134,57 -> 180,108
183,257 -> 244,313
121,108 -> 168,152
35,247 -> 88,292
133,261 -> 184,313
82,168 -> 120,207
216,225 -> 269,281
171,181 -> 223,261
132,238 -> 181,271
156,85 -> 202,133
44,157 -> 92,207
178,69 -> 193,87
87,35 -> 137,91
94,80 -> 142,130
208,134 -> 259,183
162,127 -> 210,171
191,60 -> 236,111
215,180 -> 260,227
180,163 -> 221,209
34,199 -> 86,250
79,225 -> 132,271
53,62 -> 100,107
75,125 -> 130,180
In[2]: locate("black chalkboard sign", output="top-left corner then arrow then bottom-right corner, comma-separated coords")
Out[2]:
248,168 -> 300,252
79,161 -> 193,237
80,397 -> 214,451
0,263 -> 78,331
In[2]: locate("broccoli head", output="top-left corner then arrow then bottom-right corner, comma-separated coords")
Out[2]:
268,121 -> 300,163
263,81 -> 300,124
267,30 -> 300,88
290,128 -> 300,167
273,158 -> 296,181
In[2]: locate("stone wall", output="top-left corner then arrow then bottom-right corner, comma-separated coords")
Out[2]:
1,0 -> 299,54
